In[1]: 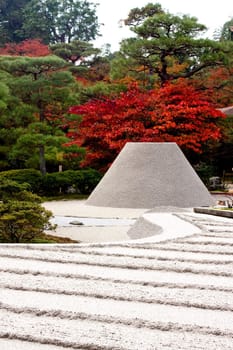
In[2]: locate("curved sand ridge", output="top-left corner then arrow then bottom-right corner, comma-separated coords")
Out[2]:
43,201 -> 200,243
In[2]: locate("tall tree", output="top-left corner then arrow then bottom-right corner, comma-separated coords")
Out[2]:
0,55 -> 80,174
0,65 -> 38,170
112,3 -> 233,86
0,0 -> 31,45
69,81 -> 225,170
216,18 -> 233,41
0,86 -> 35,170
20,0 -> 100,44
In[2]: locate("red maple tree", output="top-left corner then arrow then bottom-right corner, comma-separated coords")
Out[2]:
0,39 -> 51,57
68,80 -> 225,170
193,67 -> 233,108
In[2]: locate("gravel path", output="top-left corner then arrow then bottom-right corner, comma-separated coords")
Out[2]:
0,207 -> 233,349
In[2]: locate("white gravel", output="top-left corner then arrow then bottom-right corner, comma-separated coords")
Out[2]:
0,339 -> 64,350
0,200 -> 233,349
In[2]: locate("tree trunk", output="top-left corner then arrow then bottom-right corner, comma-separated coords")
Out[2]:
38,100 -> 47,176
39,145 -> 46,176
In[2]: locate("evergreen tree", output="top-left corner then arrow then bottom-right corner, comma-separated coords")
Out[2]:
111,3 -> 233,86
0,0 -> 31,44
20,0 -> 100,44
0,0 -> 100,45
0,55 -> 81,174
218,18 -> 233,41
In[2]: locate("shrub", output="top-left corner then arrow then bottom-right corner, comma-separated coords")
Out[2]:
0,178 -> 55,243
194,162 -> 218,188
0,178 -> 30,201
41,169 -> 102,196
0,168 -> 102,196
76,169 -> 102,194
0,169 -> 42,193
0,200 -> 54,243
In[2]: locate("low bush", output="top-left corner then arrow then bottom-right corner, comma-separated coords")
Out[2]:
0,177 -> 55,243
0,168 -> 102,196
0,199 -> 55,243
0,169 -> 42,193
41,169 -> 102,196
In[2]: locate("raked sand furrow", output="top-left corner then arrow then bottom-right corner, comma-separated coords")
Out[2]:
1,208 -> 233,350
1,330 -> 232,350
2,288 -> 233,332
56,247 -> 233,265
77,241 -> 233,254
1,271 -> 233,311
188,222 -> 233,229
4,244 -> 233,265
0,339 -> 68,350
179,236 -> 233,245
138,242 -> 233,254
1,231 -> 233,348
1,300 -> 233,349
1,301 -> 233,339
1,249 -> 233,276
2,256 -> 233,290
3,266 -> 233,293
176,214 -> 233,224
189,232 -> 233,238
5,241 -> 233,253
185,223 -> 233,231
74,246 -> 233,264
203,229 -> 233,234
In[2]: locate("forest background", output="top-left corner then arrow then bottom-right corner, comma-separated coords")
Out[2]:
0,0 -> 233,197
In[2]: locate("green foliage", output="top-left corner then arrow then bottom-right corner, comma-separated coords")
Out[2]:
0,169 -> 42,193
10,123 -> 69,170
0,168 -> 102,196
194,162 -> 218,187
0,55 -> 69,77
0,177 -> 55,243
75,169 -> 102,194
124,2 -> 163,27
78,81 -> 127,103
19,0 -> 100,44
0,200 -> 54,243
0,70 -> 38,170
110,52 -> 136,81
0,81 -> 9,111
113,3 -> 233,86
0,0 -> 100,45
0,178 -> 30,201
41,169 -> 102,196
0,96 -> 36,170
216,18 -> 233,41
0,0 -> 31,45
0,55 -> 81,174
50,40 -> 100,65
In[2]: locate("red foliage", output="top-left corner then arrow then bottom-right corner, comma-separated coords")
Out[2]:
75,76 -> 90,86
0,39 -> 51,57
194,67 -> 233,107
68,80 -> 225,170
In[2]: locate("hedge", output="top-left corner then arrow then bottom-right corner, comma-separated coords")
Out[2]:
0,169 -> 102,196
0,169 -> 42,193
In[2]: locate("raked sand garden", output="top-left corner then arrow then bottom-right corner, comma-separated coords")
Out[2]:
0,198 -> 233,349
